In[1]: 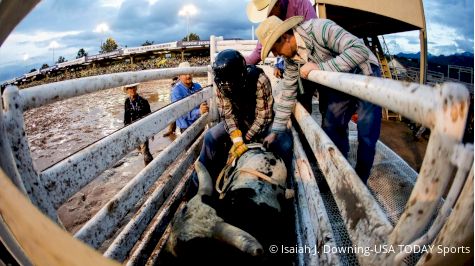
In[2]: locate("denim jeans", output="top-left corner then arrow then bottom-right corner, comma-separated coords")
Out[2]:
322,65 -> 382,183
198,121 -> 293,180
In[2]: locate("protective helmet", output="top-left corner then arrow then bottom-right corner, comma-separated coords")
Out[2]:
212,49 -> 247,95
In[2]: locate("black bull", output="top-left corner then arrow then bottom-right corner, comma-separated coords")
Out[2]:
164,146 -> 295,266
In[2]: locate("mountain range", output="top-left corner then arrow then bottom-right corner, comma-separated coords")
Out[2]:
395,52 -> 474,68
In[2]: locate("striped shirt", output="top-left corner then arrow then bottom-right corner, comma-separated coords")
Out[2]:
217,72 -> 273,141
272,18 -> 380,132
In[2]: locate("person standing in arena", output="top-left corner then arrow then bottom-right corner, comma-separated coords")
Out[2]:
170,61 -> 208,134
123,83 -> 154,166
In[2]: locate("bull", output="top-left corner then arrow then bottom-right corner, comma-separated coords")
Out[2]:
164,145 -> 294,266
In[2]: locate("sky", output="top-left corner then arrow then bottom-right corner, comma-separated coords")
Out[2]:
0,0 -> 473,82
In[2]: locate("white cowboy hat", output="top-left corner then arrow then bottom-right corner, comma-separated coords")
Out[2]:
255,15 -> 304,61
246,0 -> 278,23
123,83 -> 140,93
178,61 -> 190,68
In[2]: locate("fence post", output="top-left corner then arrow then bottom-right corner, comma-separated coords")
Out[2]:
0,95 -> 27,194
208,35 -> 219,125
3,85 -> 58,222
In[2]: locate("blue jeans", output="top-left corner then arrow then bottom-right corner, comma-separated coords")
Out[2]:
198,121 -> 293,180
322,65 -> 382,183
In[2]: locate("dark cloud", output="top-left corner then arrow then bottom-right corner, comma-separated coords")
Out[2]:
424,0 -> 474,37
1,0 -> 473,82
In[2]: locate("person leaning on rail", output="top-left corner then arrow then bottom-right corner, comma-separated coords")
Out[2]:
170,61 -> 209,135
123,83 -> 154,166
245,0 -> 329,118
197,49 -> 293,183
256,16 -> 382,183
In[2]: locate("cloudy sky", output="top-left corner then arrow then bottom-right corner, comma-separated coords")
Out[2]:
0,0 -> 473,82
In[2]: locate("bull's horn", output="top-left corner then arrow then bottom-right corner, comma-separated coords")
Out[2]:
212,222 -> 264,256
194,160 -> 213,196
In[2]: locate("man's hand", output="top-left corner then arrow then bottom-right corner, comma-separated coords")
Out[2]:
199,102 -> 209,114
228,129 -> 248,164
300,62 -> 319,79
274,67 -> 283,79
263,132 -> 277,149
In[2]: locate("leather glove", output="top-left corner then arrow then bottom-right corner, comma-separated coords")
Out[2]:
228,129 -> 248,163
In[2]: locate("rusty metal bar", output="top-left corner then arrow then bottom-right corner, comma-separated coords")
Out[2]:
41,88 -> 212,209
2,86 -> 58,220
307,71 -> 467,129
394,143 -> 473,264
389,82 -> 469,247
74,114 -> 208,248
18,66 -> 209,111
125,170 -> 192,266
104,133 -> 204,261
293,102 -> 393,265
416,166 -> 474,266
292,126 -> 340,266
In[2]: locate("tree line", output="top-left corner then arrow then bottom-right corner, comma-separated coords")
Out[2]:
35,33 -> 200,72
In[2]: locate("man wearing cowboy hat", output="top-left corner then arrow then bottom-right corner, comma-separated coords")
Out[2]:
170,61 -> 208,134
246,0 -> 323,116
256,16 -> 382,183
124,83 -> 154,166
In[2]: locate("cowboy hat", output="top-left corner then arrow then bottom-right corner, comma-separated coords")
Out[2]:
178,61 -> 190,68
256,15 -> 304,61
123,83 -> 139,93
246,0 -> 278,23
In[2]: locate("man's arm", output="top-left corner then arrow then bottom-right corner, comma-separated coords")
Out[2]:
271,59 -> 299,133
311,19 -> 377,73
143,98 -> 151,115
124,100 -> 130,126
245,42 -> 263,65
216,89 -> 239,134
245,73 -> 273,141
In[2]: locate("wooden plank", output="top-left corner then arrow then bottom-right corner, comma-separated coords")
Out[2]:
0,169 -> 119,266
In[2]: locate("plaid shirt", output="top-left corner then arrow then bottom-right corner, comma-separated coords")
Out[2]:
217,72 -> 273,141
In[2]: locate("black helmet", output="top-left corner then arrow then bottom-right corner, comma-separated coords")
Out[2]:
212,49 -> 246,95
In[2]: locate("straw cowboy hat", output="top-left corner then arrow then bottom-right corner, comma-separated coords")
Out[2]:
123,83 -> 140,93
255,15 -> 304,61
246,0 -> 278,23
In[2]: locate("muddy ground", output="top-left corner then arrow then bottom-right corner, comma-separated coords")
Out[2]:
23,70 -> 427,236
24,76 -> 209,233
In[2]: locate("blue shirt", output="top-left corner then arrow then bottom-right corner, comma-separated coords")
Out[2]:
171,81 -> 202,130
275,57 -> 285,73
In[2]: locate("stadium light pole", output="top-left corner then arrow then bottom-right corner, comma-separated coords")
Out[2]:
94,23 -> 110,53
23,53 -> 29,74
48,41 -> 59,65
178,4 -> 198,41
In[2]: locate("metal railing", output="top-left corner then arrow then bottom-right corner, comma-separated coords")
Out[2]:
295,69 -> 473,265
0,66 -> 217,262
